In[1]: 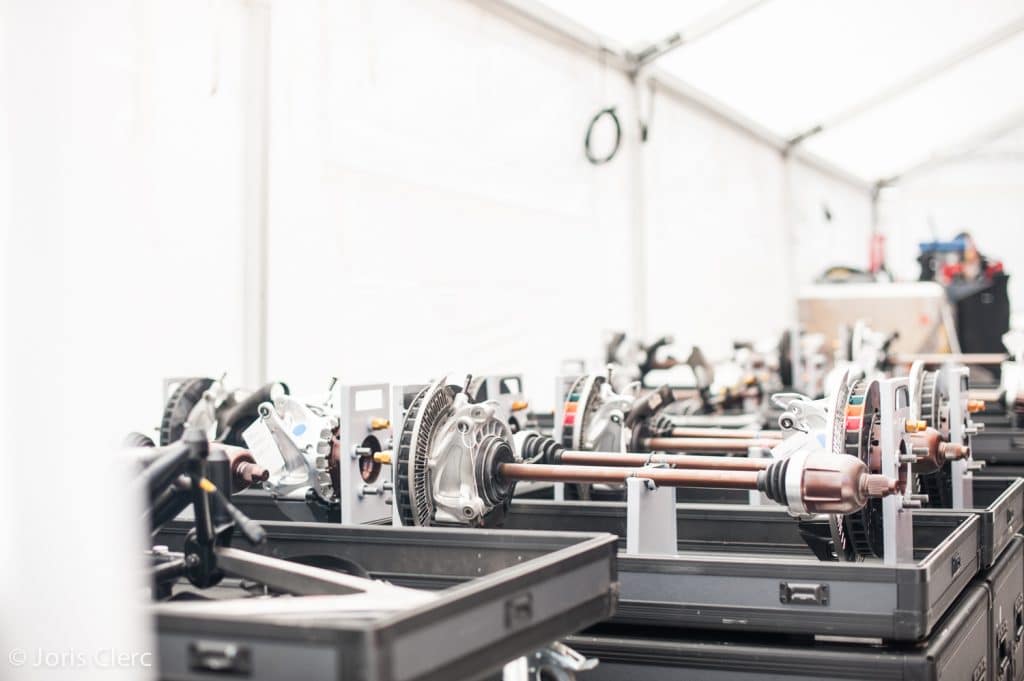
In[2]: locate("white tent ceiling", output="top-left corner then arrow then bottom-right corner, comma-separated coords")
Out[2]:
532,0 -> 1024,185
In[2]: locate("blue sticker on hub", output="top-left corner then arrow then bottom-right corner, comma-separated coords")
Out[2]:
292,423 -> 307,437
817,433 -> 826,447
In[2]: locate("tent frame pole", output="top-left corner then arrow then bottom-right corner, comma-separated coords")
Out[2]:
788,15 -> 1024,147
241,1 -> 271,387
878,108 -> 1024,187
463,0 -> 872,193
633,0 -> 771,67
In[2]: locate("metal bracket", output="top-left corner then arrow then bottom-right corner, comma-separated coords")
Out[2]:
339,384 -> 392,525
470,374 -> 529,430
880,377 -> 914,565
625,475 -> 677,556
748,445 -> 769,506
946,365 -> 974,509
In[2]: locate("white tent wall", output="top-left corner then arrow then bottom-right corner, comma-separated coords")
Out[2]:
1,1 -> 257,677
263,0 -> 637,408
3,1 -> 252,437
641,91 -> 874,356
126,2 -> 253,429
2,0 -> 252,440
641,90 -> 788,354
787,160 -> 875,285
0,0 -> 885,426
261,1 -> 878,398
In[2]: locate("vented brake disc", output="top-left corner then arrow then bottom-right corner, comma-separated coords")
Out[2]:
915,367 -> 952,507
396,379 -> 516,527
560,375 -> 603,450
396,382 -> 454,527
829,378 -> 885,561
160,377 -> 216,446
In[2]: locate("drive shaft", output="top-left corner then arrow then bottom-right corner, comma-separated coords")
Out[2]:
663,427 -> 784,439
497,462 -> 761,489
497,453 -> 897,515
894,352 -> 1007,366
642,437 -> 780,452
559,450 -> 770,471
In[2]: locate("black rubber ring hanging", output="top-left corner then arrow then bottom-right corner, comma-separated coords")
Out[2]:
584,107 -> 622,165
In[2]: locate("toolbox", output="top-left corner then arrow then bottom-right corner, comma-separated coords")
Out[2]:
505,499 -> 980,640
922,477 -> 1024,567
974,427 -> 1024,466
672,476 -> 1023,567
568,582 -> 992,681
976,535 -> 1024,681
154,521 -> 619,681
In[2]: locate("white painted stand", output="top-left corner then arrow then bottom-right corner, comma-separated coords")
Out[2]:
625,476 -> 677,556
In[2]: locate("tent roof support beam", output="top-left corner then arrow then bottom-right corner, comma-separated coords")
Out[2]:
463,0 -> 635,71
646,69 -> 870,190
878,108 -> 1024,187
464,0 -> 872,192
633,0 -> 771,68
789,14 -> 1024,147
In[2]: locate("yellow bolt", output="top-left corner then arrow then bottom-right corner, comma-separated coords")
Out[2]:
370,418 -> 390,431
967,399 -> 986,414
511,400 -> 529,412
198,478 -> 217,493
373,451 -> 393,465
905,419 -> 927,433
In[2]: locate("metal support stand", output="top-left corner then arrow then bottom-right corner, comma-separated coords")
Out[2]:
880,378 -> 915,565
782,151 -> 804,395
339,384 -> 393,525
747,445 -> 769,506
625,476 -> 677,556
629,74 -> 649,340
502,657 -> 529,681
470,374 -> 527,429
947,366 -> 974,509
240,3 -> 271,388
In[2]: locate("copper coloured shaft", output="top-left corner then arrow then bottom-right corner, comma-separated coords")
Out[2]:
497,463 -> 761,489
894,352 -> 1007,366
559,450 -> 770,471
665,428 -> 784,440
642,437 -> 780,452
